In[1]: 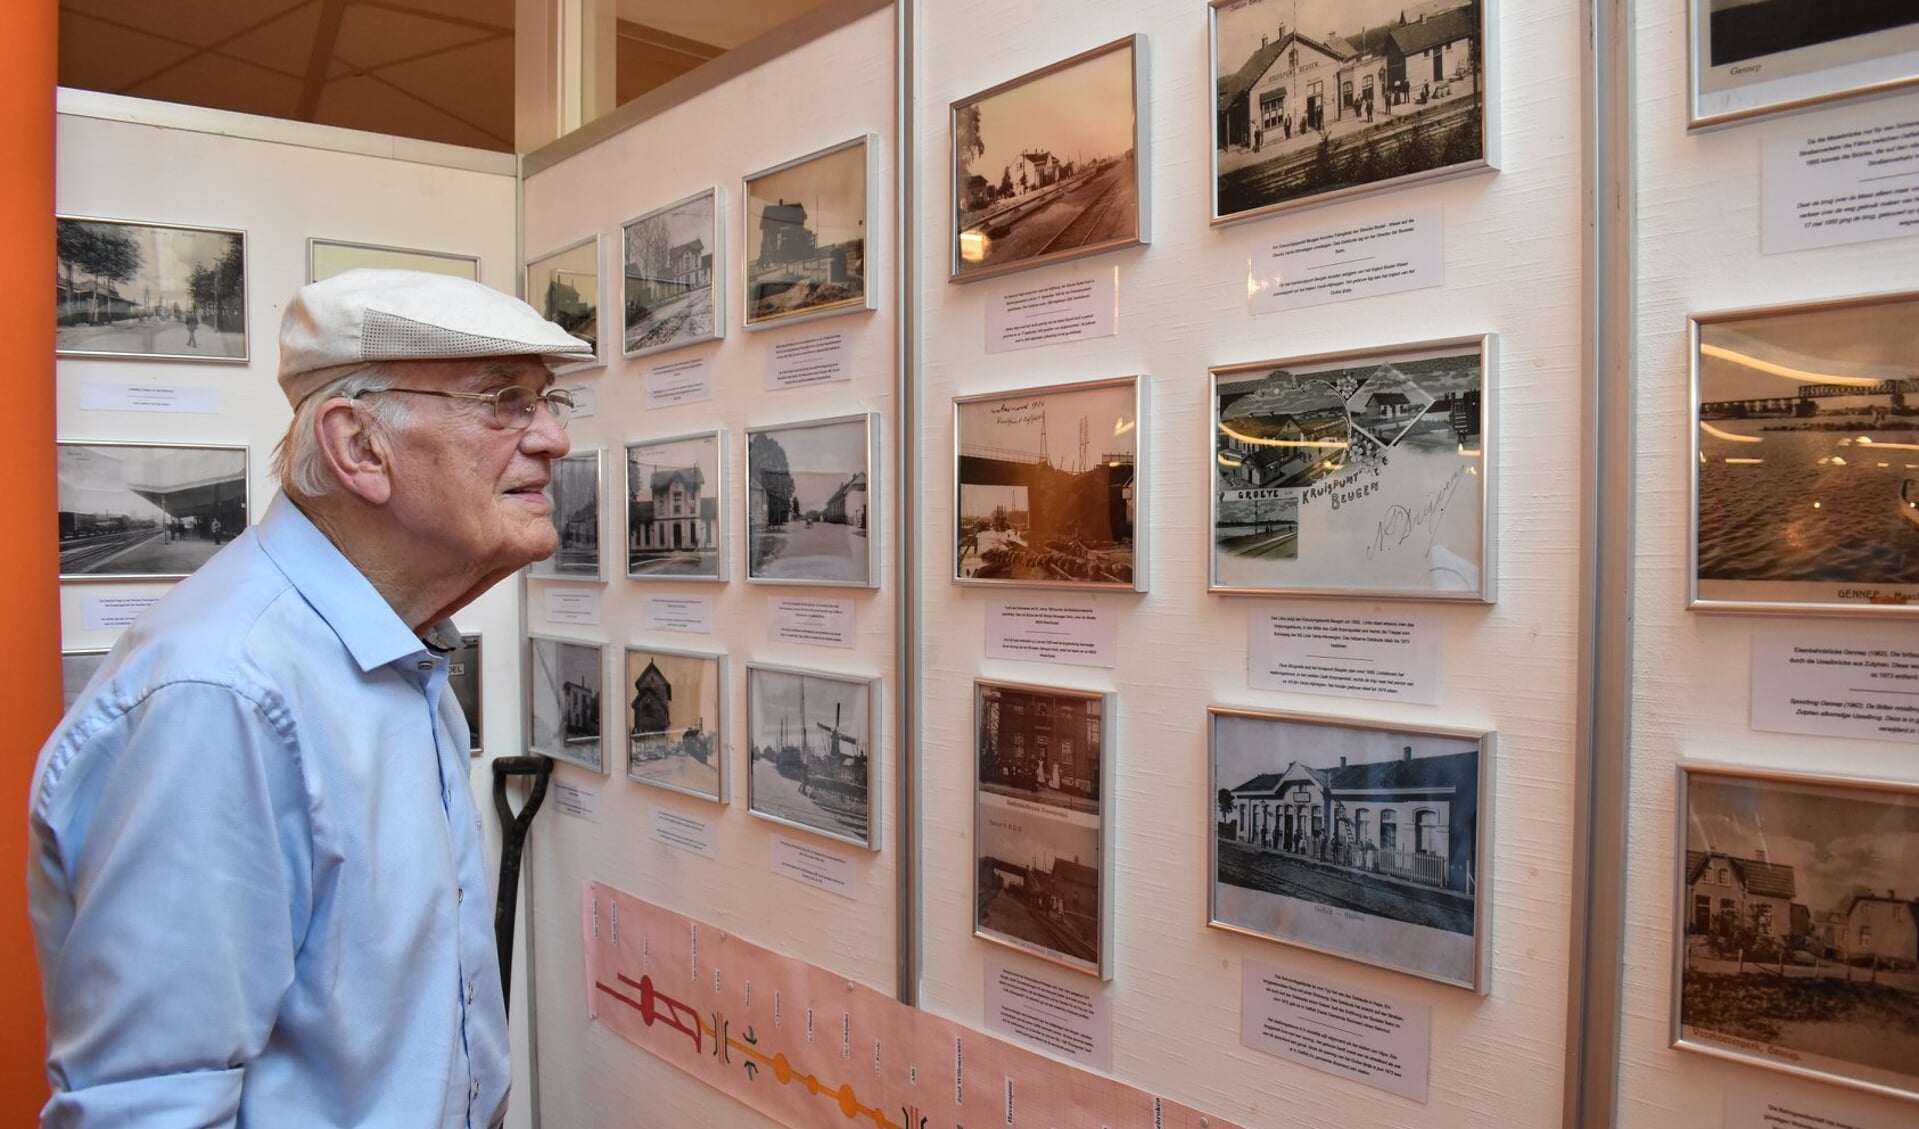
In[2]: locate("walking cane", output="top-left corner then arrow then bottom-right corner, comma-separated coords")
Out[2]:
491,754 -> 554,1018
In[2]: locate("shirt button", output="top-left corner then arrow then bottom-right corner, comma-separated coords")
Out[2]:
417,660 -> 433,671
467,981 -> 476,1005
457,886 -> 465,904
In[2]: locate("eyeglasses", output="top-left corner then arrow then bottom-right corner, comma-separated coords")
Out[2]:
350,384 -> 575,431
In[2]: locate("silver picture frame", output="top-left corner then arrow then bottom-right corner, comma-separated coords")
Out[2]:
528,634 -> 606,774
1690,292 -> 1919,616
1672,763 -> 1919,1102
622,187 -> 725,358
525,234 -> 602,371
530,448 -> 607,582
953,375 -> 1146,591
624,645 -> 728,804
61,649 -> 110,711
56,215 -> 249,362
745,663 -> 877,849
625,430 -> 726,582
306,237 -> 478,283
973,679 -> 1114,979
950,35 -> 1150,283
1210,336 -> 1495,602
448,632 -> 484,756
744,413 -> 880,588
742,134 -> 879,329
1210,707 -> 1494,993
57,441 -> 250,582
1689,0 -> 1919,129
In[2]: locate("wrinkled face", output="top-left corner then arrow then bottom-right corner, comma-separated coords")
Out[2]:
382,356 -> 571,580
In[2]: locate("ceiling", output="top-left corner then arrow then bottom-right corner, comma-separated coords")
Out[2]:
59,0 -> 825,153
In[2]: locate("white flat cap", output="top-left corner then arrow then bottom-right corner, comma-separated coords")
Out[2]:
277,268 -> 594,407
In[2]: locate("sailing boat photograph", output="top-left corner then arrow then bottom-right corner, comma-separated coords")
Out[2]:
746,665 -> 876,848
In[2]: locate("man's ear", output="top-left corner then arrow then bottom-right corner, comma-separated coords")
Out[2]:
314,399 -> 394,505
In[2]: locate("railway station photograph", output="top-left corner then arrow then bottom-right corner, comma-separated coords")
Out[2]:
56,442 -> 246,579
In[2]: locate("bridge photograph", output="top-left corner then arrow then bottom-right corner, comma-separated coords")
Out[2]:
57,442 -> 247,579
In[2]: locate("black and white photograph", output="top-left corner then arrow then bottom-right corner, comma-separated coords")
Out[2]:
1212,338 -> 1490,600
973,680 -> 1112,978
746,665 -> 874,848
531,449 -> 604,581
1674,765 -> 1919,1100
623,188 -> 722,357
61,650 -> 108,711
447,633 -> 483,755
743,136 -> 875,328
58,442 -> 249,581
1210,0 -> 1492,224
746,414 -> 878,587
954,377 -> 1144,590
1692,294 -> 1919,615
626,432 -> 723,581
57,216 -> 247,361
529,636 -> 605,773
1691,0 -> 1919,126
307,238 -> 477,283
951,35 -> 1147,282
626,647 -> 726,802
526,236 -> 599,365
1211,708 -> 1491,991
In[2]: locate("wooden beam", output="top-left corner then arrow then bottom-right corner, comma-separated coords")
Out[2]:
296,0 -> 349,120
615,18 -> 722,63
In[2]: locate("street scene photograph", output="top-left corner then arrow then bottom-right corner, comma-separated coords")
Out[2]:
625,648 -> 724,801
1212,0 -> 1488,220
57,442 -> 247,579
529,637 -> 604,773
532,450 -> 603,580
1678,768 -> 1919,1098
953,37 -> 1141,279
747,417 -> 873,585
527,237 -> 599,360
623,189 -> 720,357
955,378 -> 1140,588
57,217 -> 246,360
747,667 -> 872,846
744,139 -> 869,325
626,433 -> 722,580
1212,709 -> 1486,988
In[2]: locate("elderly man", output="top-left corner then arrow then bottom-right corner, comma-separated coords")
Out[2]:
29,270 -> 591,1127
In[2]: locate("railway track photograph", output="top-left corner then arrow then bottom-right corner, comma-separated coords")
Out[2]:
57,442 -> 247,580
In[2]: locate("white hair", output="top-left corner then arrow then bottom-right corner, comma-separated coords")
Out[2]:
271,363 -> 410,498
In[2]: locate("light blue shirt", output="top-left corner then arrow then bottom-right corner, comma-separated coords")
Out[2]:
30,493 -> 509,1127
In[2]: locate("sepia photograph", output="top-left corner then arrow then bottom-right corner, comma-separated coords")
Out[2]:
1691,0 -> 1919,126
954,376 -> 1144,590
973,680 -> 1112,978
746,665 -> 875,848
1211,708 -> 1492,991
307,238 -> 477,283
743,136 -> 875,328
529,636 -> 605,773
626,432 -> 724,581
1692,293 -> 1919,615
1674,765 -> 1919,1100
447,633 -> 483,755
746,414 -> 878,587
1212,338 -> 1491,600
61,650 -> 108,711
531,449 -> 604,581
1210,0 -> 1492,224
526,236 -> 600,366
625,647 -> 726,802
951,35 -> 1147,282
623,188 -> 723,357
58,442 -> 248,581
57,216 -> 247,361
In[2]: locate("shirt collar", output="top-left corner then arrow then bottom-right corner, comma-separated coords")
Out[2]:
256,492 -> 440,673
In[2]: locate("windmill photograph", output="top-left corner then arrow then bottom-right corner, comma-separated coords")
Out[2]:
746,665 -> 875,848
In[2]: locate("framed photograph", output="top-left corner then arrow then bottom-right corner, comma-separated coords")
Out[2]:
526,236 -> 600,368
1674,764 -> 1919,1102
625,646 -> 727,803
57,442 -> 249,581
626,431 -> 725,581
1210,708 -> 1492,992
954,376 -> 1146,591
61,649 -> 109,711
56,216 -> 247,361
528,635 -> 605,773
530,449 -> 605,581
745,414 -> 879,587
745,664 -> 876,849
447,632 -> 483,755
623,188 -> 724,358
307,238 -> 478,283
1209,0 -> 1494,225
743,135 -> 877,329
1211,337 -> 1493,601
1690,0 -> 1919,128
950,35 -> 1148,282
1691,293 -> 1919,615
973,680 -> 1113,978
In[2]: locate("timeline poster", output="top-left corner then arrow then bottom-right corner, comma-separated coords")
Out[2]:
583,882 -> 1245,1129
